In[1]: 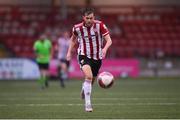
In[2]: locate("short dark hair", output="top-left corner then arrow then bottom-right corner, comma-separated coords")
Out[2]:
82,8 -> 94,16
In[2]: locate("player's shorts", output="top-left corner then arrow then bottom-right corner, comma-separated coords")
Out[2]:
78,55 -> 102,77
59,59 -> 70,68
37,63 -> 49,70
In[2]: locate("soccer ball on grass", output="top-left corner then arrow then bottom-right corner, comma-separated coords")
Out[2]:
97,72 -> 114,89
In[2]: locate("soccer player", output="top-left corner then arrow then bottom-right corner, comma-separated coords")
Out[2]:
56,31 -> 70,88
66,8 -> 112,112
33,34 -> 53,89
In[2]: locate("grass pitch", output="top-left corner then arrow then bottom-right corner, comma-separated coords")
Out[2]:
0,78 -> 180,119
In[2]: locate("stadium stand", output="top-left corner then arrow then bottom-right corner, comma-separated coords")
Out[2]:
0,5 -> 180,58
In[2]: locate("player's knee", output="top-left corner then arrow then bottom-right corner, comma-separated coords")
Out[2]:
85,75 -> 93,81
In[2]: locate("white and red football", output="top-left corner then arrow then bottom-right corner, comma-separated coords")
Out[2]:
97,72 -> 114,89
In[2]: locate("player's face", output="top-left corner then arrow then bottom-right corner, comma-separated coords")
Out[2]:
83,13 -> 94,27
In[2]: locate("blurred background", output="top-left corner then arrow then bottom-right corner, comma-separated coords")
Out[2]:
0,0 -> 180,79
0,0 -> 180,119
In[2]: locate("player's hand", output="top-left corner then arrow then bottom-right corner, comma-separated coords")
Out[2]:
102,48 -> 107,59
66,52 -> 72,61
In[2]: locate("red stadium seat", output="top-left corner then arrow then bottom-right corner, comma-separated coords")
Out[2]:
0,5 -> 180,58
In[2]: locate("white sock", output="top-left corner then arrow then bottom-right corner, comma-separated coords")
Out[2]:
81,82 -> 84,91
83,79 -> 92,105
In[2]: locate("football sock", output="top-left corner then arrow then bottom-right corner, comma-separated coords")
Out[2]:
38,76 -> 44,85
44,76 -> 49,87
43,75 -> 46,83
59,75 -> 65,88
81,82 -> 84,91
37,76 -> 46,89
83,79 -> 92,105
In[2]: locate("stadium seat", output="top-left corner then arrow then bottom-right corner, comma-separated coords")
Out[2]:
0,5 -> 180,58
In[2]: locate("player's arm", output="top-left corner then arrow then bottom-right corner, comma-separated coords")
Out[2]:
33,42 -> 40,57
66,34 -> 76,61
102,34 -> 112,59
100,22 -> 112,59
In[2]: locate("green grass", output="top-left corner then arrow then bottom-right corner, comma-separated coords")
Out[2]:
0,78 -> 180,119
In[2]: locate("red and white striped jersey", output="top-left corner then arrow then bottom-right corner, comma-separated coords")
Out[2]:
72,20 -> 109,60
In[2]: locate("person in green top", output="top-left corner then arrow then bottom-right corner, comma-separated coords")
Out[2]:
33,34 -> 53,89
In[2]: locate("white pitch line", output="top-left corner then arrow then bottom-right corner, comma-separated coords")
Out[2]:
0,97 -> 179,101
1,92 -> 179,96
0,103 -> 178,107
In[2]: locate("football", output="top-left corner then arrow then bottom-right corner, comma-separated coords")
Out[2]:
97,72 -> 114,89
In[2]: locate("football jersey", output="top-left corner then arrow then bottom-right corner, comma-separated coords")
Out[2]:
72,20 -> 109,60
33,39 -> 52,63
57,37 -> 70,59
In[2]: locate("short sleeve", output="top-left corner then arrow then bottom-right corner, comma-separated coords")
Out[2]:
72,26 -> 78,36
100,22 -> 109,36
33,41 -> 39,50
47,40 -> 52,48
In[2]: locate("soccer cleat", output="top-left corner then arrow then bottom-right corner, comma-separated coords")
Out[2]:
81,90 -> 85,99
85,104 -> 93,112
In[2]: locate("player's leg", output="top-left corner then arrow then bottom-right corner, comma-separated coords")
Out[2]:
38,69 -> 44,88
91,59 -> 102,85
79,56 -> 87,99
38,69 -> 48,89
81,64 -> 93,112
61,62 -> 68,80
43,63 -> 50,88
58,60 -> 65,88
44,69 -> 49,88
82,59 -> 101,111
61,60 -> 70,80
37,63 -> 46,88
